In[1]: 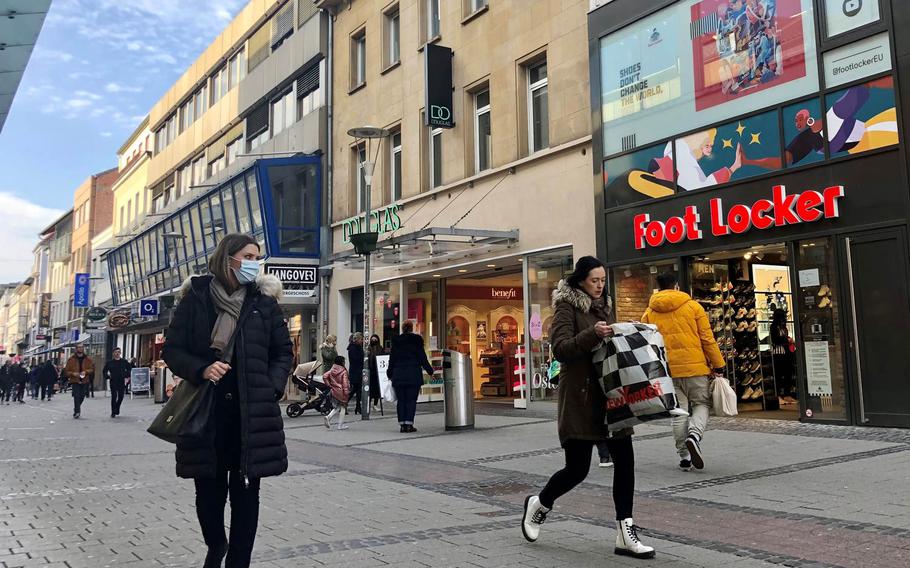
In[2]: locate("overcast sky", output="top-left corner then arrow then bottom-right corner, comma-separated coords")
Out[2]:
0,0 -> 247,282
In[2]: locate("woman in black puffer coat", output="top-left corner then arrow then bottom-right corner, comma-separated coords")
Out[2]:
163,233 -> 293,568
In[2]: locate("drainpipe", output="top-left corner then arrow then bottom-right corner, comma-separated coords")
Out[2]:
320,6 -> 335,344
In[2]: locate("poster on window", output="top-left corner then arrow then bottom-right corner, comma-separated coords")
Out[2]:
690,0 -> 808,112
825,75 -> 897,158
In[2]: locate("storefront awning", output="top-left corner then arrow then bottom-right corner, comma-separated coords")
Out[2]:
329,227 -> 519,269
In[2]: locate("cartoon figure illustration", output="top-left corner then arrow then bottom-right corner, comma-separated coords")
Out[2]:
827,78 -> 898,155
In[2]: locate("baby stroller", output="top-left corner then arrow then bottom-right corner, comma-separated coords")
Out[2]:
285,360 -> 333,418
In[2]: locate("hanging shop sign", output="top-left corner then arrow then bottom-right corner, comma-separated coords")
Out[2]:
425,43 -> 455,128
107,309 -> 132,329
39,293 -> 51,328
84,307 -> 109,330
342,204 -> 403,243
73,273 -> 90,308
632,185 -> 845,250
446,286 -> 524,301
264,264 -> 318,299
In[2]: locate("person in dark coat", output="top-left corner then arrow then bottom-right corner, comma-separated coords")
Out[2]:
38,360 -> 57,401
162,233 -> 293,568
10,362 -> 28,404
368,334 -> 384,411
386,321 -> 434,433
346,333 -> 364,414
103,347 -> 133,418
0,361 -> 11,404
521,256 -> 654,559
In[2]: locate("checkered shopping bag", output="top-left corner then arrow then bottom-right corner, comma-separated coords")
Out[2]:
593,323 -> 686,432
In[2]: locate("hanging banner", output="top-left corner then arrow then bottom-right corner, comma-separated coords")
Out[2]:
73,273 -> 90,308
425,43 -> 455,128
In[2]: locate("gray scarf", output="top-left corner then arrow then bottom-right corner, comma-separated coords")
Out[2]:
210,278 -> 247,362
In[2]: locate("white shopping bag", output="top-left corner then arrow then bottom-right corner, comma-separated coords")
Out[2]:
712,376 -> 738,417
376,355 -> 397,402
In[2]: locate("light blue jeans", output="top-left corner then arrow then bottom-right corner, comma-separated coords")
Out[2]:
672,377 -> 711,459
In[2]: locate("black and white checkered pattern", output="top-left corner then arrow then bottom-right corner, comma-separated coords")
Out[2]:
593,323 -> 680,432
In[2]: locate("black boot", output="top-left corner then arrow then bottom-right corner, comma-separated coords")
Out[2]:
203,542 -> 228,568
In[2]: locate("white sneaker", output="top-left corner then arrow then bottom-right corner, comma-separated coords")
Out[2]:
615,518 -> 655,559
323,415 -> 331,429
521,495 -> 549,542
599,458 -> 614,468
337,424 -> 349,430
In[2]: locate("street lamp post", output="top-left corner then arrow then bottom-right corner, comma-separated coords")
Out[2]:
348,126 -> 389,421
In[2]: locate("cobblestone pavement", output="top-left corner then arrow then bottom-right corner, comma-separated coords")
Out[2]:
2,395 -> 910,567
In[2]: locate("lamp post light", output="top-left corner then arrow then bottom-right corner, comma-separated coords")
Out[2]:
348,126 -> 389,421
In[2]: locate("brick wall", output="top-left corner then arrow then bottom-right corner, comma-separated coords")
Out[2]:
90,168 -> 118,237
614,266 -> 654,322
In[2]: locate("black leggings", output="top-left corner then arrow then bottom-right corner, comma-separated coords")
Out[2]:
539,437 -> 635,520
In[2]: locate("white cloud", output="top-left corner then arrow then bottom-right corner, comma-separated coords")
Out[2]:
73,90 -> 102,100
105,82 -> 142,94
100,132 -> 113,137
34,48 -> 74,62
0,193 -> 64,282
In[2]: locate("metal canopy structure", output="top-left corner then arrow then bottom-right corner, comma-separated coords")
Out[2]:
0,1 -> 52,133
330,227 -> 519,269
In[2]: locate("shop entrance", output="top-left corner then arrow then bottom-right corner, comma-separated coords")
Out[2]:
841,228 -> 910,427
688,244 -> 800,419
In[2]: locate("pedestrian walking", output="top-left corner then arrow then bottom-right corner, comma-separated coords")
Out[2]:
29,362 -> 40,400
770,308 -> 797,404
320,335 -> 337,374
641,272 -> 725,472
368,334 -> 384,412
38,359 -> 57,401
346,333 -> 364,414
11,362 -> 28,404
103,347 -> 133,418
386,321 -> 434,433
322,356 -> 351,430
0,361 -> 11,404
162,233 -> 293,568
522,256 -> 654,559
64,346 -> 95,418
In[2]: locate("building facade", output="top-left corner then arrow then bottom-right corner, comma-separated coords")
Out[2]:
589,0 -> 910,427
105,0 -> 328,373
319,0 -> 594,406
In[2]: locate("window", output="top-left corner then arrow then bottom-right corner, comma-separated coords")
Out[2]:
297,62 -> 322,119
265,162 -> 320,255
155,127 -> 166,153
528,60 -> 549,152
192,156 -> 206,185
126,200 -> 132,226
194,85 -> 208,119
384,7 -> 400,68
178,163 -> 192,197
119,206 -> 125,232
228,48 -> 246,90
271,2 -> 294,50
246,102 -> 270,151
208,155 -> 225,178
354,144 -> 366,212
427,0 -> 440,39
248,22 -> 270,73
390,131 -> 402,202
211,65 -> 227,105
474,89 -> 491,172
271,89 -> 295,136
227,137 -> 243,165
470,0 -> 488,12
180,99 -> 194,133
351,31 -> 366,89
133,193 -> 139,221
166,114 -> 177,144
430,126 -> 443,188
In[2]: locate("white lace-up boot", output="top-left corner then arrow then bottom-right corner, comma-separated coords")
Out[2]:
614,518 -> 655,559
521,495 -> 550,542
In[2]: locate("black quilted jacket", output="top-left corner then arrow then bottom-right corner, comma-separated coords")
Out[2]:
162,274 -> 293,480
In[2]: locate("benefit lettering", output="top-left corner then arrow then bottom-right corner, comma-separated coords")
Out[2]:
633,185 -> 845,250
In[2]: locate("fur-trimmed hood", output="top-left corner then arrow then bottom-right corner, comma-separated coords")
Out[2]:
551,279 -> 612,314
177,273 -> 284,301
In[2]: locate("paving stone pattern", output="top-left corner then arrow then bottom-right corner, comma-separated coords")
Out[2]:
1,395 -> 909,567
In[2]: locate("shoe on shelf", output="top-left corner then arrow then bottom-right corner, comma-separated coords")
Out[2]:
522,495 -> 550,542
713,322 -> 724,333
818,284 -> 831,297
747,321 -> 758,333
750,387 -> 764,400
679,459 -> 692,472
736,308 -> 747,319
599,458 -> 614,468
819,297 -> 832,309
741,387 -> 754,401
615,518 -> 656,559
747,308 -> 756,319
736,322 -> 748,332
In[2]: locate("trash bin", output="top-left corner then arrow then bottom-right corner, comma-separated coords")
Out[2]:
154,367 -> 168,403
443,350 -> 475,431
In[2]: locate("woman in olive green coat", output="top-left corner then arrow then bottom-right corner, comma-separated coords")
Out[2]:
521,256 -> 654,560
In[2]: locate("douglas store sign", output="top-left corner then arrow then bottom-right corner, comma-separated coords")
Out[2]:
632,185 -> 845,250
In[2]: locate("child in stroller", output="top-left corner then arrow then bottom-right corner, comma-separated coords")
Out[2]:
286,360 -> 333,418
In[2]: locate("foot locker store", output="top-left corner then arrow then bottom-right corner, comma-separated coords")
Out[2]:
589,0 -> 910,427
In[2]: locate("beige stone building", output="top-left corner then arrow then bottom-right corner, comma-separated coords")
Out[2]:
318,0 -> 595,405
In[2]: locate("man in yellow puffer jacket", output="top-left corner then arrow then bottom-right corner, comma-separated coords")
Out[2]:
641,272 -> 725,472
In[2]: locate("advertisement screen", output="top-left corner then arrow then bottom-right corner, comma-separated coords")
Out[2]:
600,0 -> 819,157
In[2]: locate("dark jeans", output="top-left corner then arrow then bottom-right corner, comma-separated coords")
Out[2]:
596,440 -> 611,461
0,383 -> 10,402
394,384 -> 420,425
72,383 -> 87,415
539,437 -> 635,520
111,386 -> 126,415
349,381 -> 362,413
40,383 -> 53,400
14,383 -> 26,402
195,470 -> 261,568
31,381 -> 39,399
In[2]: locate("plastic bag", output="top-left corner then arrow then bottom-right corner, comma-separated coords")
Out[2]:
593,323 -> 687,432
711,376 -> 738,417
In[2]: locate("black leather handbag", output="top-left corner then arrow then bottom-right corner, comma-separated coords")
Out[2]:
147,378 -> 215,445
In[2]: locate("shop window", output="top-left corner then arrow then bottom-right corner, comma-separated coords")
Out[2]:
474,89 -> 491,172
603,143 -> 675,209
824,75 -> 897,159
673,110 -> 782,192
264,162 -> 320,256
372,283 -> 401,347
528,60 -> 549,153
783,98 -> 825,167
525,249 -> 573,402
611,262 -> 678,323
598,0 -> 819,157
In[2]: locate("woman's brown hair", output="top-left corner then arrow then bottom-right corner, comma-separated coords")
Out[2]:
208,233 -> 259,288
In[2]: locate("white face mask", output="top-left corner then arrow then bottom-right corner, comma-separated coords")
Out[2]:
230,256 -> 260,284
